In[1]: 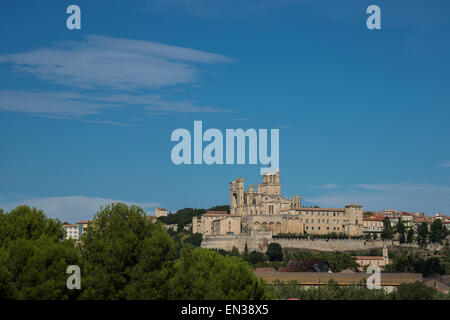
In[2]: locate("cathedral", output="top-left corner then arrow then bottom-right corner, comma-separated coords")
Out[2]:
193,170 -> 364,237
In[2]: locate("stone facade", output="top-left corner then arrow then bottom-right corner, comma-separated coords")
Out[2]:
193,211 -> 241,236
202,234 -> 395,252
230,170 -> 363,237
196,170 -> 365,251
230,169 -> 301,216
155,207 -> 168,218
363,215 -> 384,237
355,246 -> 390,271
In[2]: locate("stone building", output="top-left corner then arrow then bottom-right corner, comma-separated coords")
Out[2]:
195,170 -> 364,238
62,220 -> 91,240
63,224 -> 79,240
363,215 -> 384,237
355,246 -> 390,271
193,211 -> 241,236
230,169 -> 301,216
155,207 -> 168,218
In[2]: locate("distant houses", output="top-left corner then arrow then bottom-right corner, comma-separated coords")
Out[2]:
62,220 -> 90,240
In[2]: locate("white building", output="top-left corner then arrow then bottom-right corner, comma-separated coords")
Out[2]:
63,224 -> 79,240
155,208 -> 168,218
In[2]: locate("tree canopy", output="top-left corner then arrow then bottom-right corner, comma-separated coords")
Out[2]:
0,205 -> 80,299
430,219 -> 448,243
0,203 -> 272,300
266,243 -> 283,262
167,246 -> 273,299
79,203 -> 176,299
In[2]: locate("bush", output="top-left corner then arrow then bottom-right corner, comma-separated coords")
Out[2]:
167,246 -> 273,299
245,250 -> 267,265
393,282 -> 436,300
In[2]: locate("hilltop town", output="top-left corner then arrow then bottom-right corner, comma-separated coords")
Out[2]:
60,171 -> 450,297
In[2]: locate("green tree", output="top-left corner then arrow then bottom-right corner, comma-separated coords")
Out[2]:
79,203 -> 176,299
396,220 -> 406,243
266,243 -> 283,262
0,205 -> 80,299
157,208 -> 206,230
269,280 -> 390,300
396,219 -> 406,235
230,246 -> 240,257
417,223 -> 429,247
245,250 -> 267,265
323,252 -> 359,272
167,246 -> 273,299
430,219 -> 448,243
406,228 -> 415,243
184,233 -> 203,247
384,253 -> 445,277
207,205 -> 230,213
393,281 -> 436,300
381,217 -> 394,240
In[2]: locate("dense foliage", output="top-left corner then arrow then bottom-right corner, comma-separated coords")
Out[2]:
156,205 -> 230,230
269,280 -> 446,300
266,243 -> 283,261
289,251 -> 359,272
381,217 -> 394,240
79,203 -> 176,299
384,253 -> 446,277
0,206 -> 80,299
157,208 -> 206,230
167,246 -> 273,299
430,219 -> 448,243
0,203 -> 270,300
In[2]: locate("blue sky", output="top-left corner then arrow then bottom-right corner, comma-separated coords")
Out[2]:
1,0 -> 449,222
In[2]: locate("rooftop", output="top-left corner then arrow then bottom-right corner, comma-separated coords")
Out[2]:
363,216 -> 384,221
293,208 -> 346,212
254,271 -> 422,286
355,256 -> 384,260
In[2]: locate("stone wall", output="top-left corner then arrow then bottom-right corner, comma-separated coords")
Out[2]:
201,234 -> 445,252
273,238 -> 392,252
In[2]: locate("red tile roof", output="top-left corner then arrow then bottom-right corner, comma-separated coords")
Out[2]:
355,256 -> 384,260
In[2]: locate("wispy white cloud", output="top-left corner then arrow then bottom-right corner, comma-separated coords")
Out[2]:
314,183 -> 340,189
100,94 -> 232,113
0,195 -> 159,223
0,35 -> 234,121
305,182 -> 450,215
0,90 -> 232,119
0,35 -> 233,90
0,91 -> 117,117
440,161 -> 450,168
